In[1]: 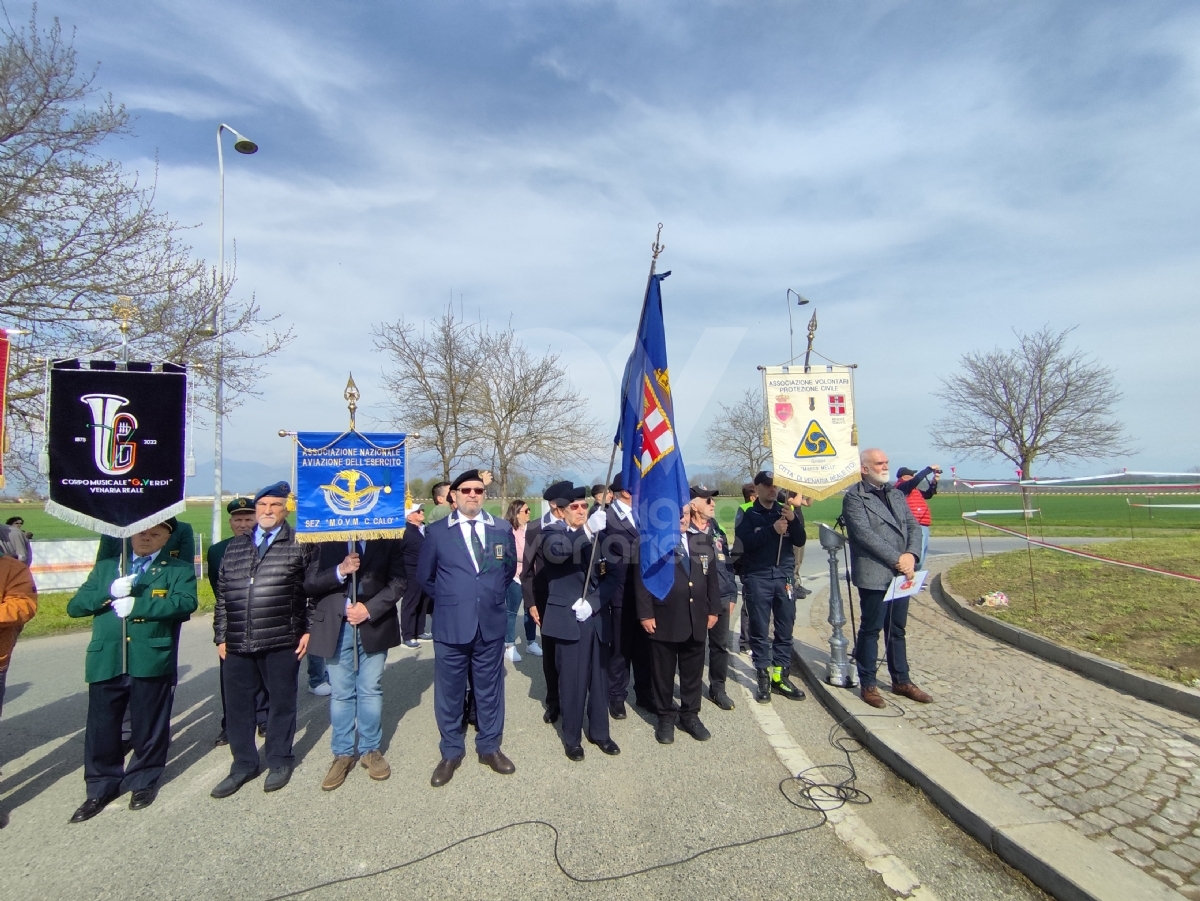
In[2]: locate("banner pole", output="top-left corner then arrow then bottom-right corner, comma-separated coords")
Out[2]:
121,538 -> 129,675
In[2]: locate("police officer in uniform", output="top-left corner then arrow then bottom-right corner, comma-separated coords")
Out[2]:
207,497 -> 267,746
637,507 -> 722,743
66,517 -> 198,821
734,471 -> 807,704
539,482 -> 618,761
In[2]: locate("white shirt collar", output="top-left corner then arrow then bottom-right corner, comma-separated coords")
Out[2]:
449,509 -> 495,527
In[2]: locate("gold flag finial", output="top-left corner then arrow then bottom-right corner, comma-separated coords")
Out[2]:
344,373 -> 360,430
651,222 -> 665,261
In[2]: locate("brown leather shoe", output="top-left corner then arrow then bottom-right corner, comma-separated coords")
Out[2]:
478,750 -> 515,775
321,755 -> 357,791
861,685 -> 887,709
360,750 -> 391,781
430,756 -> 463,787
891,682 -> 933,703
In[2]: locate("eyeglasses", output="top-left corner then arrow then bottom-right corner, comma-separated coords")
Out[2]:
458,487 -> 485,496
567,502 -> 588,511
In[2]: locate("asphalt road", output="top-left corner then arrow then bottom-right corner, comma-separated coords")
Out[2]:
0,615 -> 1048,901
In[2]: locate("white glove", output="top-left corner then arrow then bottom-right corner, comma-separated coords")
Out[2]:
572,598 -> 594,622
111,596 -> 135,618
110,575 -> 135,599
586,509 -> 607,534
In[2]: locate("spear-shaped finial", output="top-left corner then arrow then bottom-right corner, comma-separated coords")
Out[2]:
344,373 -> 360,430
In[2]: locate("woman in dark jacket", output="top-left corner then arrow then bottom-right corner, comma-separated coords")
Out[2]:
212,482 -> 314,799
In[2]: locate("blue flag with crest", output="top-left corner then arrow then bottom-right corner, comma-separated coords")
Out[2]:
615,271 -> 689,601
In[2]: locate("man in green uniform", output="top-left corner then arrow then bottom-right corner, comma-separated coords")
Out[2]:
66,517 -> 198,821
206,498 -> 265,746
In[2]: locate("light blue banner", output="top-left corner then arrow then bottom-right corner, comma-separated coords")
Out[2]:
294,431 -> 407,541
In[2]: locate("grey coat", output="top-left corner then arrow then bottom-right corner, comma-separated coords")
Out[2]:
841,480 -> 923,590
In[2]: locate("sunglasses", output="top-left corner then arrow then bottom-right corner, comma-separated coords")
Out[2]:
566,502 -> 589,511
457,487 -> 485,496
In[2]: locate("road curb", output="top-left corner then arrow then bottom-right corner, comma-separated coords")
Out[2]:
790,629 -> 1185,901
933,572 -> 1200,719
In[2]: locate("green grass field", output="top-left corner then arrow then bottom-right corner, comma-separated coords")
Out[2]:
5,491 -> 1197,546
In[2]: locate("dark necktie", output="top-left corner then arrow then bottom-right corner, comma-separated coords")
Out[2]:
470,522 -> 485,570
257,533 -> 270,558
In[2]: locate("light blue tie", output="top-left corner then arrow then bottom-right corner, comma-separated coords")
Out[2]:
131,555 -> 150,581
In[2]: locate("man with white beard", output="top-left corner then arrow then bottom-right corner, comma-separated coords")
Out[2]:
841,448 -> 933,710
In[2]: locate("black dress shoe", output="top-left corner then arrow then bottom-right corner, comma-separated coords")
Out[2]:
564,745 -> 585,761
543,705 -> 561,724
679,717 -> 712,742
633,696 -> 654,711
588,737 -> 621,756
263,766 -> 293,792
655,721 -> 675,744
211,769 -> 260,799
70,795 -> 118,823
478,750 -> 516,774
129,787 -> 157,810
214,730 -> 229,747
707,686 -> 735,711
608,701 -> 627,720
430,756 -> 463,787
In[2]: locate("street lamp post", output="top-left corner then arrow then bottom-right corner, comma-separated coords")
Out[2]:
786,288 -> 811,364
210,124 -> 258,547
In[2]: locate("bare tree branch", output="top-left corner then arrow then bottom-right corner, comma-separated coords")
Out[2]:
706,387 -> 769,478
931,325 -> 1132,478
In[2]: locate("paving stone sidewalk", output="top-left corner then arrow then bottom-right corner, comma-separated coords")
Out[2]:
808,556 -> 1200,897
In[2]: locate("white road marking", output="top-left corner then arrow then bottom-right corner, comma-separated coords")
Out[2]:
731,657 -> 939,900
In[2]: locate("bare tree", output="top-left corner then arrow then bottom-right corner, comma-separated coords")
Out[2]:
471,325 -> 603,497
0,10 -> 290,483
932,326 -> 1131,479
373,307 -> 480,482
706,387 -> 769,478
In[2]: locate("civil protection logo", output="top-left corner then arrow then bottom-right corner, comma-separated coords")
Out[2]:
320,469 -> 384,516
794,420 -> 836,458
81,394 -> 138,476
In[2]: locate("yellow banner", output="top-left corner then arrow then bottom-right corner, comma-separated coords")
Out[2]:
762,365 -> 859,500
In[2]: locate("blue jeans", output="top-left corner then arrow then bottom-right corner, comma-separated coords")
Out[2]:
919,525 -> 930,567
504,580 -> 537,644
326,620 -> 387,756
307,654 -> 328,689
854,588 -> 910,689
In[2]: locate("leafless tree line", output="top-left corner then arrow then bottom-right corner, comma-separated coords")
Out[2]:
372,307 -> 605,496
0,9 -> 290,485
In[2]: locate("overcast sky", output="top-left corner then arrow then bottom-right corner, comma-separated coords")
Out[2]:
16,0 -> 1200,484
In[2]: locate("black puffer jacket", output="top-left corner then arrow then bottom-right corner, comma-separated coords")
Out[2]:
215,521 -> 314,652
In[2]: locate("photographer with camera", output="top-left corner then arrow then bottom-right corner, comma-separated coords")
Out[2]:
894,465 -> 941,566
733,471 -> 807,704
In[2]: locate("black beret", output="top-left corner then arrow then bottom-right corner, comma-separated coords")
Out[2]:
544,480 -> 586,505
450,469 -> 484,491
609,471 -> 626,493
254,481 -> 291,503
226,497 -> 254,514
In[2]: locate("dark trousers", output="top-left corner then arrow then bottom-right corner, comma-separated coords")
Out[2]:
540,624 -> 560,709
607,602 -> 652,705
400,586 -> 433,641
744,571 -> 796,670
223,648 -> 299,776
434,627 -> 505,760
854,589 -> 910,689
650,636 -> 705,723
707,605 -> 731,689
84,674 -> 174,799
218,656 -> 268,731
555,617 -> 610,748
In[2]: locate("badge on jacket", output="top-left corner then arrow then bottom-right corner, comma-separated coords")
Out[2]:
599,560 -> 607,576
699,554 -> 710,575
152,588 -> 167,598
493,543 -> 505,559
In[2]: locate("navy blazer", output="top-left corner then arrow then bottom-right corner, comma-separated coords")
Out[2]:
596,504 -> 638,610
539,522 -> 609,643
416,511 -> 517,644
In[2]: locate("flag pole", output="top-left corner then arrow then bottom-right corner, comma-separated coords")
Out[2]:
582,224 -> 665,594
345,375 -> 361,672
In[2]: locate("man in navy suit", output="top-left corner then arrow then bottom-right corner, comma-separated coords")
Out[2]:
416,469 -> 518,787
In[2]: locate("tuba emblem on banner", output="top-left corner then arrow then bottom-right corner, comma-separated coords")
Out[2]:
81,393 -> 139,476
762,365 -> 859,500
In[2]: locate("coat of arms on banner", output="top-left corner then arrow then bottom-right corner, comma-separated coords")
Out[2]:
294,431 -> 407,542
761,365 -> 859,500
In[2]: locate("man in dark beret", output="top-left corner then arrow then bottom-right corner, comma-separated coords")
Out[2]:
417,470 -> 518,786
66,517 -> 198,820
523,480 -> 573,723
